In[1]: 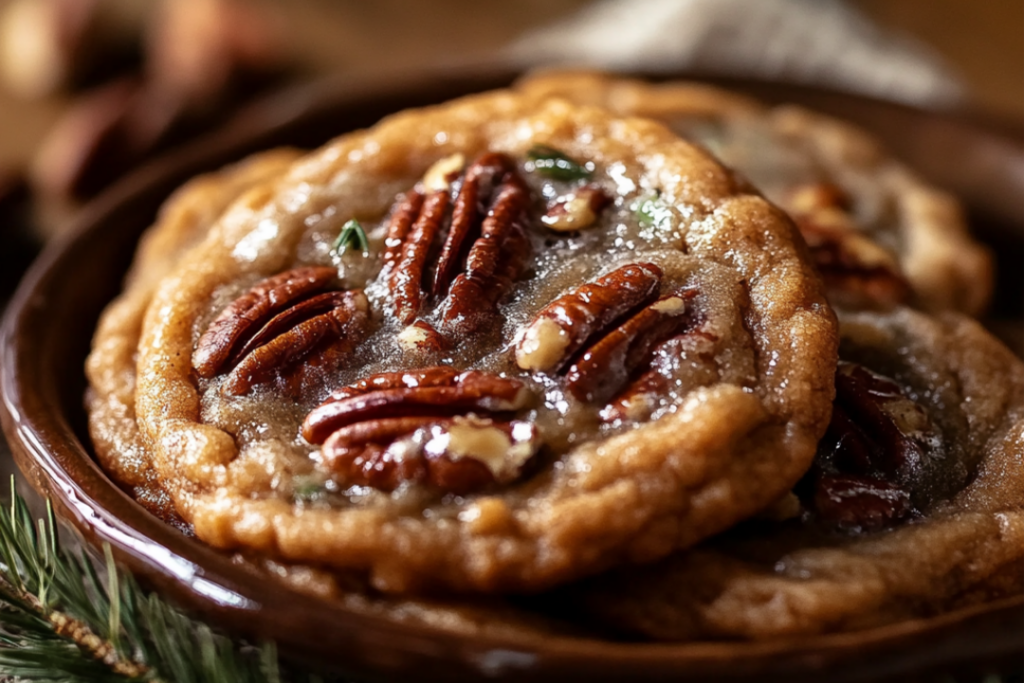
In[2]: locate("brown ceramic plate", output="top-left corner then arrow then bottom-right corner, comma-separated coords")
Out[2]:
1,67 -> 1022,682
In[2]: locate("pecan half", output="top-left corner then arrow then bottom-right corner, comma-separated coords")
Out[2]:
515,263 -> 702,404
565,291 -> 696,403
321,415 -> 438,492
811,472 -> 913,531
541,184 -> 612,232
438,169 -> 532,336
302,367 -> 529,443
799,361 -> 943,531
389,189 -> 449,325
193,266 -> 369,396
599,368 -> 672,424
515,263 -> 663,373
322,415 -> 538,495
599,323 -> 717,423
432,153 -> 509,297
786,182 -> 851,214
381,189 -> 425,273
322,365 -> 461,401
382,152 -> 533,337
303,368 -> 539,494
784,182 -> 911,309
397,320 -> 447,354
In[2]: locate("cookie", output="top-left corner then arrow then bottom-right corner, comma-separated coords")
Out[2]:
516,71 -> 993,315
90,89 -> 837,593
567,307 -> 1024,639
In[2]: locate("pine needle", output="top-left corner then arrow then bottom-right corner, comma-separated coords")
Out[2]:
0,478 -> 334,682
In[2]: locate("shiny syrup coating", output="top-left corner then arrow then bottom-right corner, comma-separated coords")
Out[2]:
196,147 -> 746,504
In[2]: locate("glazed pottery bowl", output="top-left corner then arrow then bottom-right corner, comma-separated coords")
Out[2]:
2,67 -> 1022,681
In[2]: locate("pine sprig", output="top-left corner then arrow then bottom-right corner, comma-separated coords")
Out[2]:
0,479 -> 325,683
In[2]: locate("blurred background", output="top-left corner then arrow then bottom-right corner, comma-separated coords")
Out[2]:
0,0 -> 1020,242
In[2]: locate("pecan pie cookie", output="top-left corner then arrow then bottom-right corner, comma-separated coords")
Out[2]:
98,90 -> 837,593
566,307 -> 1024,639
516,71 -> 993,315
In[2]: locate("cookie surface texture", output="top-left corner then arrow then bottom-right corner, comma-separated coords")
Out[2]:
120,90 -> 837,593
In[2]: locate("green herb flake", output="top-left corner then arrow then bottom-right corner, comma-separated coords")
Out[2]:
633,191 -> 672,230
292,476 -> 327,503
525,145 -> 593,181
331,219 -> 369,256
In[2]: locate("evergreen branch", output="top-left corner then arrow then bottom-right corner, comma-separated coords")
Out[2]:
0,478 -> 329,683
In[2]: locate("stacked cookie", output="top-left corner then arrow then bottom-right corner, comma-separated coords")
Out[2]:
517,72 -> 1021,638
85,73 -> 1022,640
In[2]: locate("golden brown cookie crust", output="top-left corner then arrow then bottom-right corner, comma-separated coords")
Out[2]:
105,90 -> 836,593
571,308 -> 1024,639
516,70 -> 993,316
86,149 -> 302,525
